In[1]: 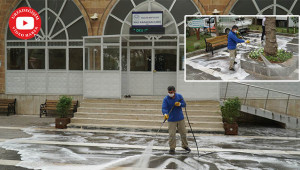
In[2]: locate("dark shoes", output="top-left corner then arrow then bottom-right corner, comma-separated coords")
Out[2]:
169,147 -> 191,154
183,147 -> 191,153
229,68 -> 235,71
169,149 -> 175,154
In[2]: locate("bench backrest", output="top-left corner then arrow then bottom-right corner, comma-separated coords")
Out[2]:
206,35 -> 227,44
0,99 -> 16,104
44,100 -> 78,107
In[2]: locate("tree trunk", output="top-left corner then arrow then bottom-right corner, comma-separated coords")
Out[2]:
264,17 -> 278,57
194,28 -> 200,40
287,17 -> 289,33
214,17 -> 219,36
189,27 -> 194,36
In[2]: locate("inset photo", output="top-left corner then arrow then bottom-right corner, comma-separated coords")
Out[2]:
185,15 -> 299,81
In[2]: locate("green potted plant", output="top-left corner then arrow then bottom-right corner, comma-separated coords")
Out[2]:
221,97 -> 241,135
55,95 -> 72,129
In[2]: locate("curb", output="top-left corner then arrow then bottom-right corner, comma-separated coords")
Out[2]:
186,49 -> 206,58
248,30 -> 298,37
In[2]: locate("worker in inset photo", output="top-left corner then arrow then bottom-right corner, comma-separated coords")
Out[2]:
227,25 -> 250,71
261,16 -> 266,43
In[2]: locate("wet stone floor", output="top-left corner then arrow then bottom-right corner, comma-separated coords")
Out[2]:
0,124 -> 300,170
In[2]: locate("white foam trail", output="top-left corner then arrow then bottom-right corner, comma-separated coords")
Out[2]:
156,157 -> 200,170
134,140 -> 154,168
276,36 -> 294,50
260,54 -> 273,67
16,155 -> 140,170
0,127 -> 137,170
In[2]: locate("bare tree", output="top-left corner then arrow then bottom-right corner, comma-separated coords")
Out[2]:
194,28 -> 200,40
264,17 -> 277,57
214,17 -> 219,36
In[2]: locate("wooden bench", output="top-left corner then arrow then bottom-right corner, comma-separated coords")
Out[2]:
40,100 -> 79,118
205,35 -> 228,55
0,99 -> 16,116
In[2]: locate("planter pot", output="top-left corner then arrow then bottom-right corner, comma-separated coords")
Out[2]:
55,117 -> 70,129
224,122 -> 238,135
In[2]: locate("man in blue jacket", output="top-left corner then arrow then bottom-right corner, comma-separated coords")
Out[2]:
228,25 -> 250,71
162,86 -> 191,154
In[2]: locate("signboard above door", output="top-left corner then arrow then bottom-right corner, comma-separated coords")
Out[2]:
130,11 -> 165,34
132,11 -> 163,27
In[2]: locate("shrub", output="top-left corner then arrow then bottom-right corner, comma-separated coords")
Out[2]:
221,97 -> 241,124
249,48 -> 264,60
249,48 -> 293,63
265,49 -> 293,62
194,42 -> 201,49
56,96 -> 72,118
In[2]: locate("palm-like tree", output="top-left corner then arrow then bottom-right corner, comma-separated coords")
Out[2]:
264,17 -> 278,57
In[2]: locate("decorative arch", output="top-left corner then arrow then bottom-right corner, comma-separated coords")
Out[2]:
227,0 -> 299,15
6,0 -> 89,41
101,0 -> 200,35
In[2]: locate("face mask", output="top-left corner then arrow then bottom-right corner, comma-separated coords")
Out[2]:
234,30 -> 237,33
168,93 -> 174,97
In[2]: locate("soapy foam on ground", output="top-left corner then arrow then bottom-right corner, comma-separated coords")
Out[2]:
187,52 -> 250,80
0,126 -> 300,169
16,155 -> 140,170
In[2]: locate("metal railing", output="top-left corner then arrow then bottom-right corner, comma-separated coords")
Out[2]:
222,82 -> 300,117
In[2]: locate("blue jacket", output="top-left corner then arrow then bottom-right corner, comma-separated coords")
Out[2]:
227,30 -> 245,50
162,93 -> 186,122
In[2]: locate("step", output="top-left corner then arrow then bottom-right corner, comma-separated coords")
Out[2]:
80,102 -> 219,110
70,118 -> 224,128
71,99 -> 223,134
74,112 -> 222,122
77,107 -> 221,115
67,123 -> 225,133
83,99 -> 220,105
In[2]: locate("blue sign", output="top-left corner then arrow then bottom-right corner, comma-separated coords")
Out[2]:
187,19 -> 205,28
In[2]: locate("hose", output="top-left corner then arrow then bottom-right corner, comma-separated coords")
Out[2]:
155,99 -> 183,137
184,106 -> 200,158
237,31 -> 248,40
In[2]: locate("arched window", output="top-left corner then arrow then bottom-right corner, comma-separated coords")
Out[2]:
6,0 -> 88,94
230,0 -> 300,15
104,0 -> 200,35
6,0 -> 87,71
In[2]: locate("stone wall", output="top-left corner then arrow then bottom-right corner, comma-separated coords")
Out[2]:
200,0 -> 233,14
238,111 -> 286,128
0,0 -> 18,94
